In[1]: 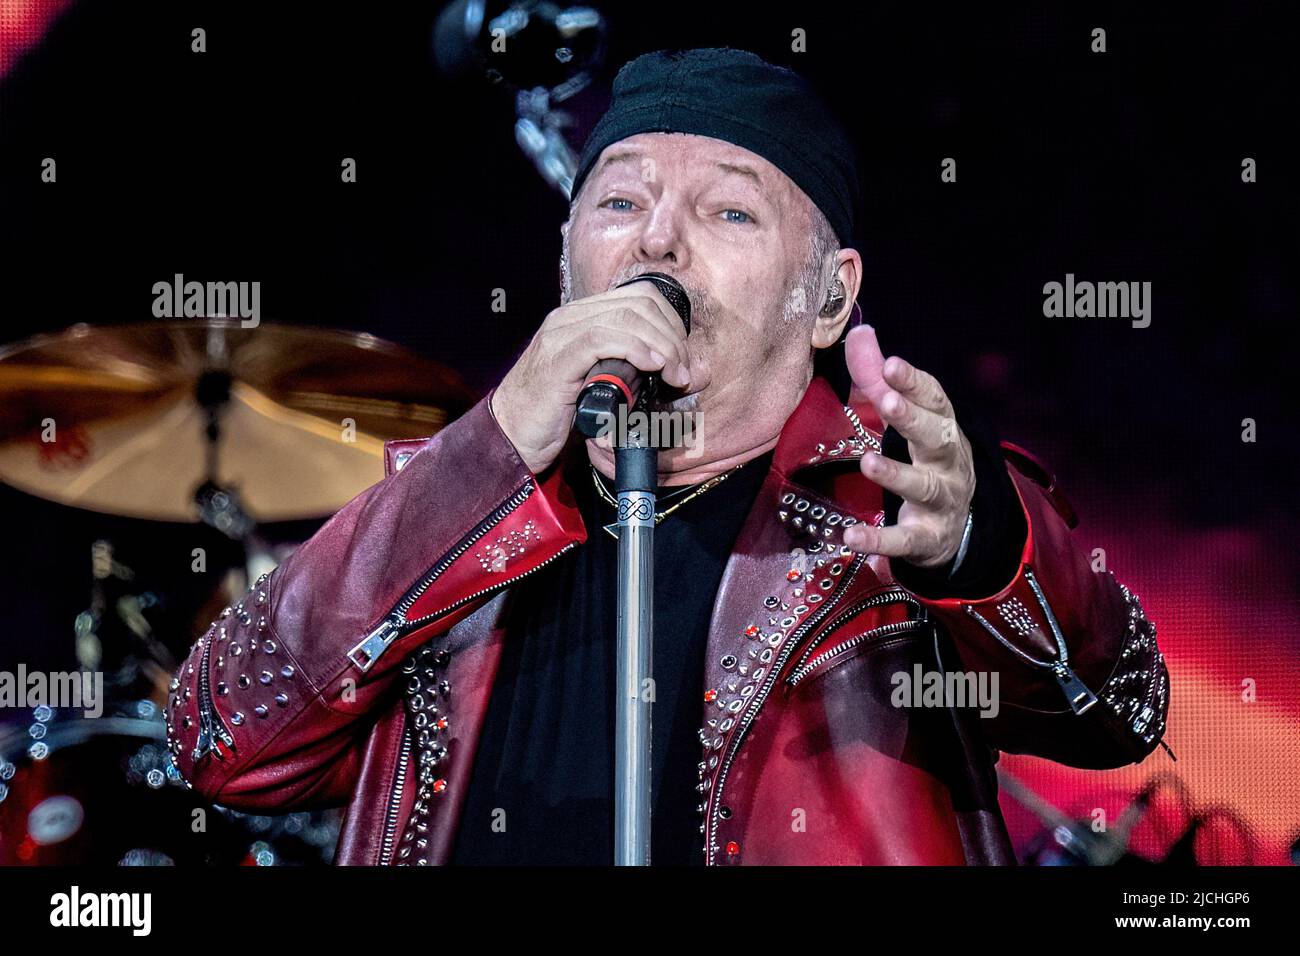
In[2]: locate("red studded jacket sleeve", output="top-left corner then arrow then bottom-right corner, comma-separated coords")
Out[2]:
909,445 -> 1169,770
167,392 -> 587,809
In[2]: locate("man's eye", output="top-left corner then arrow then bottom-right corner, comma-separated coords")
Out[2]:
602,198 -> 636,212
721,209 -> 753,224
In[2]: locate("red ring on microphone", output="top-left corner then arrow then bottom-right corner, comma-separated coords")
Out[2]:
586,373 -> 635,406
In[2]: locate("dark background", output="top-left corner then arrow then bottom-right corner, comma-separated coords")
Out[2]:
0,1 -> 1296,862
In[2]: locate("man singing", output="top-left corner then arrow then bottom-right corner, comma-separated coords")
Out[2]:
167,48 -> 1169,865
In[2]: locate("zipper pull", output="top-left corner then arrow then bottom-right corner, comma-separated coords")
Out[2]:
348,617 -> 402,673
192,730 -> 233,761
192,720 -> 227,761
192,708 -> 236,762
192,725 -> 217,762
1052,661 -> 1098,715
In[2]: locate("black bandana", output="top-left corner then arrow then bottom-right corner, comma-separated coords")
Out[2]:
572,47 -> 860,249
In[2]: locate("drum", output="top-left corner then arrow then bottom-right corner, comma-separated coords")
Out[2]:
0,702 -> 340,865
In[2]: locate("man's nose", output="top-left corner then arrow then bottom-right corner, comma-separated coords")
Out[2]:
634,199 -> 689,269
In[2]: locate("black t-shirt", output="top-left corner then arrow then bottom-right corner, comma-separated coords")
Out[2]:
450,449 -> 775,865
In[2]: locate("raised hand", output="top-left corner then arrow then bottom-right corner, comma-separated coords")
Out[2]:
842,325 -> 976,569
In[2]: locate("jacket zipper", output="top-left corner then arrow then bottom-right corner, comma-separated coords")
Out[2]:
707,550 -> 867,863
349,480 -> 570,672
785,619 -> 927,689
963,567 -> 1098,715
787,587 -> 920,675
379,720 -> 413,865
192,631 -> 235,762
366,479 -> 583,861
372,541 -> 583,865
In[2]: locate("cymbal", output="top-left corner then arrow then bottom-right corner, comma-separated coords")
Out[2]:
0,320 -> 476,522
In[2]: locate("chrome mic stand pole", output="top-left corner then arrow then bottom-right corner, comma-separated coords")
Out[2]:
575,274 -> 688,866
613,428 -> 655,866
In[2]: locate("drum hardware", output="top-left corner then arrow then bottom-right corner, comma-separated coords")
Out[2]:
0,319 -> 463,863
0,319 -> 474,523
193,367 -> 255,541
432,0 -> 609,199
997,766 -> 1149,866
0,703 -> 340,865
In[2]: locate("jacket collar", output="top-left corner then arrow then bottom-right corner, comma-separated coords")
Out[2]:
770,376 -> 886,518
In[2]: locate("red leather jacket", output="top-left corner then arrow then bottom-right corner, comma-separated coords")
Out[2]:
166,377 -> 1168,865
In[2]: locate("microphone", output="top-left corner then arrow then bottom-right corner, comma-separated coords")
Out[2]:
573,272 -> 691,438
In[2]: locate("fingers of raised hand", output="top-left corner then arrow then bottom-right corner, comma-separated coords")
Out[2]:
844,325 -> 889,407
842,520 -> 940,563
882,355 -> 953,417
860,453 -> 947,508
876,390 -> 960,462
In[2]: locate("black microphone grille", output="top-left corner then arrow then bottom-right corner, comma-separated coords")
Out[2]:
614,272 -> 691,332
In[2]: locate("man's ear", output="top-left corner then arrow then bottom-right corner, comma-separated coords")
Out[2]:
810,249 -> 863,349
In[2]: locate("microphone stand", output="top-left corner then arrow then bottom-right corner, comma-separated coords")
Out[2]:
613,421 -> 655,865
575,274 -> 687,865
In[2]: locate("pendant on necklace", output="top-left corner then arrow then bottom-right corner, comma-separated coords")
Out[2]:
593,464 -> 737,539
602,515 -> 660,539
